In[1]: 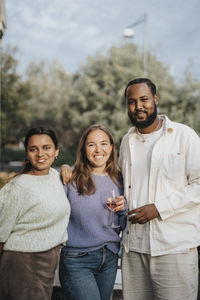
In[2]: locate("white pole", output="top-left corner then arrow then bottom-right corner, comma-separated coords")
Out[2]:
143,13 -> 148,76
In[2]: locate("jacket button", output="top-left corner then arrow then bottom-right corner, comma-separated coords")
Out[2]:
129,185 -> 131,188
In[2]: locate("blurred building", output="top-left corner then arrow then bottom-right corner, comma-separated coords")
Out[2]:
0,0 -> 6,42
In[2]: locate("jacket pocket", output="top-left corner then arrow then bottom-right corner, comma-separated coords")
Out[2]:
163,153 -> 185,180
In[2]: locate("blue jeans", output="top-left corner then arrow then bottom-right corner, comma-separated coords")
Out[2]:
59,246 -> 118,300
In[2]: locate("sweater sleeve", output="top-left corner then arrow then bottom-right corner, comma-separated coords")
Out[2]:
0,180 -> 21,243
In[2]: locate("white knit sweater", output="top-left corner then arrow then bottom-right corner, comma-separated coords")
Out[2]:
0,168 -> 70,252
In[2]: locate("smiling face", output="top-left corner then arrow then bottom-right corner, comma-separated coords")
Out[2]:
126,83 -> 158,130
85,129 -> 113,174
26,134 -> 59,175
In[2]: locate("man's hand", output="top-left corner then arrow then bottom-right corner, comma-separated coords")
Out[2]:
127,204 -> 159,224
61,164 -> 72,184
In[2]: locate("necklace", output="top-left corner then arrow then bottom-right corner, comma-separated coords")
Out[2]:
137,118 -> 161,143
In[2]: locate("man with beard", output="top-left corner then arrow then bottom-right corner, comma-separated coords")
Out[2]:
119,78 -> 200,300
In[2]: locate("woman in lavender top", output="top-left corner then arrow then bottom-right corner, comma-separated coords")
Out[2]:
59,124 -> 126,300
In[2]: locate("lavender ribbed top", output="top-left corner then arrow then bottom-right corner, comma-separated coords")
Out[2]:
62,173 -> 126,254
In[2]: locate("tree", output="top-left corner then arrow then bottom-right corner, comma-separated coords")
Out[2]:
25,60 -> 73,144
60,43 -> 178,152
173,72 -> 200,134
0,46 -> 31,148
1,42 -> 200,165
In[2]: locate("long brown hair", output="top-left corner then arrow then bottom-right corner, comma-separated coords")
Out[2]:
71,124 -> 121,195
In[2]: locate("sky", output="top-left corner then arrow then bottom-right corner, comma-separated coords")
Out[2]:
3,0 -> 200,82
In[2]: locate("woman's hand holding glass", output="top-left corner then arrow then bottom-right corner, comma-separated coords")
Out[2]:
113,195 -> 126,212
106,190 -> 125,228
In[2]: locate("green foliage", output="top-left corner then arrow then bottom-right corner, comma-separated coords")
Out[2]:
1,148 -> 25,163
172,73 -> 200,133
60,43 -> 178,150
54,145 -> 76,167
1,42 -> 200,168
25,60 -> 73,141
0,46 -> 32,148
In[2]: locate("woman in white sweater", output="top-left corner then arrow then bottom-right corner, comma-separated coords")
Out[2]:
0,126 -> 70,300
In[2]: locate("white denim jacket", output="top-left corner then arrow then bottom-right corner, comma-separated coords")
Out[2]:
119,115 -> 200,256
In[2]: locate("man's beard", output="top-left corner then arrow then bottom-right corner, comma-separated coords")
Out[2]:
128,104 -> 157,129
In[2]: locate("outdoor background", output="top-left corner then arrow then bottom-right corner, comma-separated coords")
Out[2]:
1,0 -> 200,185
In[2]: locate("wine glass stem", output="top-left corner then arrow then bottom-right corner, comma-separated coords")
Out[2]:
111,211 -> 115,226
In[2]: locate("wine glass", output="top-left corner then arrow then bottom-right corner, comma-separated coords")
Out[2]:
106,190 -> 120,228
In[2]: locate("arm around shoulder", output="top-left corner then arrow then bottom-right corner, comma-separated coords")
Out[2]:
60,164 -> 72,185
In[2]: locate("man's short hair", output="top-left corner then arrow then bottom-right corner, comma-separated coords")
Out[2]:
124,78 -> 157,98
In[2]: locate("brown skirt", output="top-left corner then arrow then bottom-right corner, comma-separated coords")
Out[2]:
0,246 -> 60,300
